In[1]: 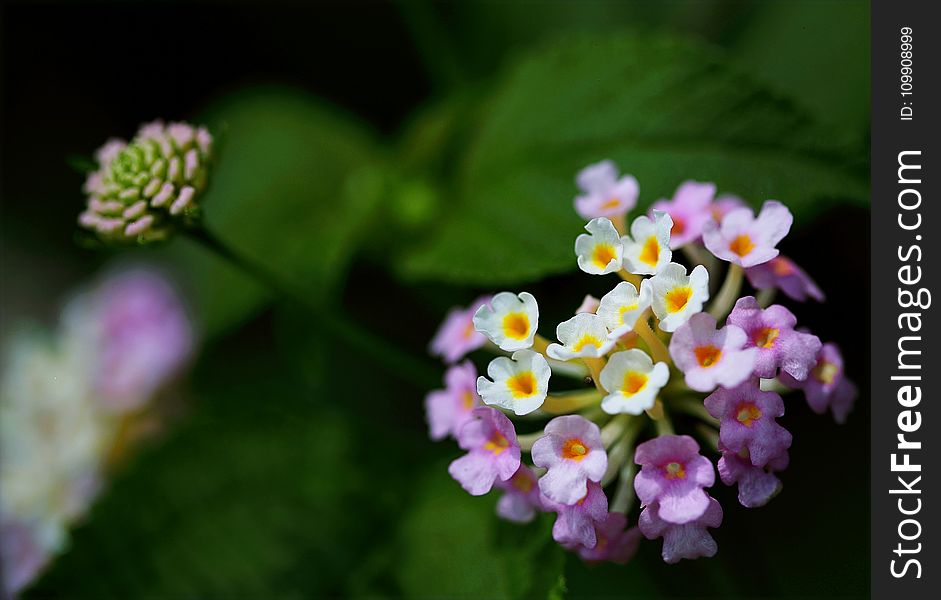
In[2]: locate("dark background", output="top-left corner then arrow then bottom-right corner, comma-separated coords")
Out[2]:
2,1 -> 870,598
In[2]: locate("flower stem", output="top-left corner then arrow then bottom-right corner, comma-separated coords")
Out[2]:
541,389 -> 602,415
669,396 -> 719,426
582,356 -> 606,391
610,462 -> 637,514
185,225 -> 440,388
517,430 -> 544,452
633,312 -> 670,365
756,287 -> 777,308
618,269 -> 642,288
708,263 -> 743,321
601,414 -> 633,447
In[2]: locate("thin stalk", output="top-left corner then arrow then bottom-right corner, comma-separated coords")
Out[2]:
582,356 -> 606,391
756,287 -> 777,308
541,389 -> 603,415
517,430 -> 543,452
618,269 -> 642,288
670,395 -> 719,426
633,312 -> 671,365
708,264 -> 743,320
610,462 -> 637,514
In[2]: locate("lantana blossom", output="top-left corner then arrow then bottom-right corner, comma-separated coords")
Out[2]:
532,416 -> 607,505
547,313 -> 617,361
574,160 -> 639,220
634,435 -> 714,524
746,256 -> 825,302
703,380 -> 792,467
575,218 -> 624,275
476,350 -> 551,416
702,200 -> 793,267
648,263 -> 710,332
571,512 -> 642,564
494,465 -> 545,523
650,181 -> 716,248
544,481 -> 608,548
596,281 -> 652,339
430,296 -> 491,362
718,443 -> 788,508
473,292 -> 539,351
726,296 -> 822,380
780,343 -> 857,423
598,349 -> 669,415
710,194 -> 746,222
669,313 -> 757,392
638,497 -> 722,564
425,361 -> 482,441
448,407 -> 521,496
621,211 -> 673,275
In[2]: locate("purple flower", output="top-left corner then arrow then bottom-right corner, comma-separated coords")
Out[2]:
64,269 -> 193,413
726,296 -> 822,380
717,443 -> 788,508
572,513 -> 642,564
543,481 -> 608,548
745,255 -> 825,302
574,160 -> 639,220
703,379 -> 792,467
668,312 -> 757,392
430,296 -> 491,363
448,407 -> 521,496
495,465 -> 545,523
638,497 -> 723,564
702,200 -> 793,267
780,343 -> 857,423
710,194 -> 746,222
532,416 -> 607,505
650,181 -> 716,248
1,519 -> 52,597
425,361 -> 481,441
633,435 -> 715,524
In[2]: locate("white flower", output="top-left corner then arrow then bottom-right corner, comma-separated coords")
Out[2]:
476,350 -> 551,416
546,313 -> 616,360
598,349 -> 670,414
473,292 -> 539,351
621,210 -> 673,275
649,262 -> 710,332
575,218 -> 623,275
597,281 -> 653,339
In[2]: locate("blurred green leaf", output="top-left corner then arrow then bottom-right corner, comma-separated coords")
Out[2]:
398,32 -> 868,285
397,464 -> 566,599
155,86 -> 384,336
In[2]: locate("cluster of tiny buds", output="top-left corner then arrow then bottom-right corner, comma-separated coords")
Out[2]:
425,160 -> 856,565
78,121 -> 212,244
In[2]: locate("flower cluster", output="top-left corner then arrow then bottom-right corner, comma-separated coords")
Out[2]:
0,269 -> 194,596
79,121 -> 212,244
424,160 -> 857,565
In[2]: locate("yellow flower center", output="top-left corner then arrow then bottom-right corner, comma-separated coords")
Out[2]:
462,320 -> 476,339
638,236 -> 660,267
736,403 -> 762,427
753,327 -> 780,349
771,257 -> 794,276
507,371 -> 538,398
512,473 -> 534,493
484,432 -> 510,455
618,303 -> 639,324
664,286 -> 692,313
694,345 -> 722,368
671,216 -> 686,236
461,391 -> 476,410
592,244 -> 618,269
573,334 -> 602,353
561,438 -> 589,461
502,312 -> 530,340
813,360 -> 839,385
729,234 -> 756,257
664,462 -> 686,479
621,371 -> 648,396
601,197 -> 621,210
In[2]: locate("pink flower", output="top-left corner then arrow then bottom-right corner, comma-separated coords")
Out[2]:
543,481 -> 608,548
574,160 -> 639,220
633,435 -> 715,524
448,407 -> 521,496
429,296 -> 491,363
702,200 -> 793,267
780,343 -> 857,423
424,361 -> 481,441
668,312 -> 757,392
638,497 -> 723,563
650,181 -> 716,248
717,443 -> 788,508
574,294 -> 600,315
745,255 -> 825,302
710,194 -> 746,222
532,416 -> 607,505
703,379 -> 792,467
495,465 -> 545,524
1,519 -> 52,597
571,513 -> 642,564
726,296 -> 822,380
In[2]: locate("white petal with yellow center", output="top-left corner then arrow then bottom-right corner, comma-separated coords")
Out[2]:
476,350 -> 551,415
473,291 -> 539,351
598,349 -> 670,414
597,280 -> 652,339
621,210 -> 673,275
546,313 -> 616,361
649,263 -> 710,332
575,218 -> 623,275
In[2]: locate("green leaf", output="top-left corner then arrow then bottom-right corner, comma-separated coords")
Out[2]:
397,464 -> 566,599
398,32 -> 868,285
154,86 -> 384,336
